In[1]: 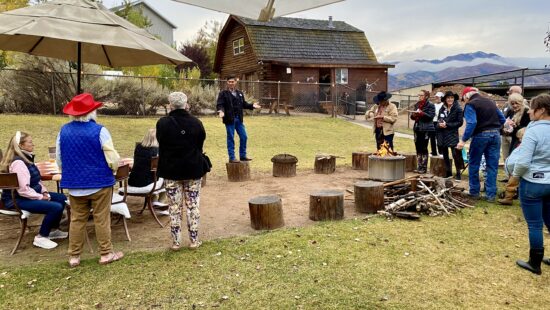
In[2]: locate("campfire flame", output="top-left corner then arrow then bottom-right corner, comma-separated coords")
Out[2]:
374,141 -> 398,157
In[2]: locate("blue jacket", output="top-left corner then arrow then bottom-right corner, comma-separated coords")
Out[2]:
512,120 -> 550,184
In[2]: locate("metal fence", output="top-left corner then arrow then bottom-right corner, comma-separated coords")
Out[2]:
0,68 -> 418,117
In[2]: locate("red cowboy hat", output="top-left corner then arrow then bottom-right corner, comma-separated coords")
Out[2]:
63,93 -> 103,116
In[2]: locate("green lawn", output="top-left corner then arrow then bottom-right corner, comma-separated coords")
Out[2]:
0,113 -> 415,176
0,114 -> 547,309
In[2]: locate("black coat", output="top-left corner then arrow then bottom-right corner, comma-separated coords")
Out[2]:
216,89 -> 254,125
156,109 -> 207,180
411,100 -> 436,132
436,101 -> 464,147
128,144 -> 158,187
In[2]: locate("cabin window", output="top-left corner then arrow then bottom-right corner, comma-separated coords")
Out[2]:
336,68 -> 348,84
233,38 -> 245,55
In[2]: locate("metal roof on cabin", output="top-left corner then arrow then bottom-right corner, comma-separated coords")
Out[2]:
236,16 -> 381,64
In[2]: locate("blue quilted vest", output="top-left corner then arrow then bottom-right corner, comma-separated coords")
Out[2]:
0,155 -> 41,209
59,121 -> 115,189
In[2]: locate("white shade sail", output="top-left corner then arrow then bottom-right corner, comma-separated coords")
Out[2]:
171,0 -> 344,21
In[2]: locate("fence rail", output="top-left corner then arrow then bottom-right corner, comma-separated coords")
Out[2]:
0,68 -> 418,117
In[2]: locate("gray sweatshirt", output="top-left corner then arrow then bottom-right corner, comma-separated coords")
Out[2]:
512,120 -> 550,184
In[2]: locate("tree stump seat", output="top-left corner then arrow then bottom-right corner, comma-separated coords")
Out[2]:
429,155 -> 451,177
271,154 -> 298,177
248,195 -> 284,230
314,155 -> 336,174
352,152 -> 371,170
354,180 -> 384,213
400,153 -> 418,172
226,161 -> 251,182
309,189 -> 344,221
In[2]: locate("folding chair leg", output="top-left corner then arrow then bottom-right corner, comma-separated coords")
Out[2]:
147,198 -> 164,228
139,199 -> 147,214
11,218 -> 27,255
122,216 -> 131,241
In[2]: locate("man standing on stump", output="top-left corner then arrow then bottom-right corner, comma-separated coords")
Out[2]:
216,76 -> 261,163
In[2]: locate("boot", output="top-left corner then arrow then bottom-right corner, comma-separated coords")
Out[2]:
418,154 -> 428,174
454,173 -> 461,181
498,177 -> 519,206
516,248 -> 544,275
413,153 -> 422,173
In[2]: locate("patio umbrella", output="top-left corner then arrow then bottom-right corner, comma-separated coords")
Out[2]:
0,0 -> 190,94
171,0 -> 344,21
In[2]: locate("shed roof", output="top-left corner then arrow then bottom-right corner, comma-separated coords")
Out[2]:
215,16 -> 393,70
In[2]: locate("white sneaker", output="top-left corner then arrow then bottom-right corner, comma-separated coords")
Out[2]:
152,201 -> 169,208
48,229 -> 69,240
155,210 -> 170,216
33,236 -> 58,249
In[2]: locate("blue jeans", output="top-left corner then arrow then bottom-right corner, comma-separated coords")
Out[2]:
16,192 -> 67,237
468,130 -> 500,199
519,179 -> 550,249
225,116 -> 248,160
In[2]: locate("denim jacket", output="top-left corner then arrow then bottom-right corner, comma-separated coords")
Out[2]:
512,120 -> 550,184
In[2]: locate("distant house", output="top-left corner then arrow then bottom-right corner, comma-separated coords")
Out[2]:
111,0 -> 176,47
214,15 -> 394,107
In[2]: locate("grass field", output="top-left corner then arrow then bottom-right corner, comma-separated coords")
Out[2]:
0,114 -> 548,309
0,113 -> 416,177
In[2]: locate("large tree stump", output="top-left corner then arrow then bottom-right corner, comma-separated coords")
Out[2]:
226,161 -> 251,182
248,195 -> 285,230
309,190 -> 344,221
401,153 -> 418,172
429,155 -> 451,177
271,154 -> 298,177
352,152 -> 371,170
354,181 -> 385,213
314,155 -> 336,174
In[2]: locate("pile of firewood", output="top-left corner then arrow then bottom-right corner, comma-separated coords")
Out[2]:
378,175 -> 474,220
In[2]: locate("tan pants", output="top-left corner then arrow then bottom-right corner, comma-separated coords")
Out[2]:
68,187 -> 113,256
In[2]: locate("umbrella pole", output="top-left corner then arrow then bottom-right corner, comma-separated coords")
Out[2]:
77,42 -> 82,94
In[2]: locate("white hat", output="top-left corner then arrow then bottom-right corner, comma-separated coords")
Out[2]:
435,91 -> 445,98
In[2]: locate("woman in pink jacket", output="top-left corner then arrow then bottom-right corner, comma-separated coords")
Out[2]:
0,131 -> 68,249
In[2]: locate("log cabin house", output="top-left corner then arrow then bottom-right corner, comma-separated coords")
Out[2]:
214,15 -> 394,111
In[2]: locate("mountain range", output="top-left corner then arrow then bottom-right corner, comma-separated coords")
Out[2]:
387,51 -> 550,90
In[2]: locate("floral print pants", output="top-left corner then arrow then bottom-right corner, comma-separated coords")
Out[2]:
165,178 -> 202,246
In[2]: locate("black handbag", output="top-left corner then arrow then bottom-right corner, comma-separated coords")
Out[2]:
202,153 -> 212,173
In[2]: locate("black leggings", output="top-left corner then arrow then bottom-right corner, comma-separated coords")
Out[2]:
414,131 -> 430,155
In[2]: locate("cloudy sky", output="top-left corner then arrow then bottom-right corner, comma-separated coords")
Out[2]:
103,0 -> 550,62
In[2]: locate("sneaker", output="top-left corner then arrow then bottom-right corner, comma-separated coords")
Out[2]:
155,210 -> 170,216
189,240 -> 202,250
152,201 -> 169,208
484,196 -> 496,203
48,229 -> 68,240
33,235 -> 58,249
